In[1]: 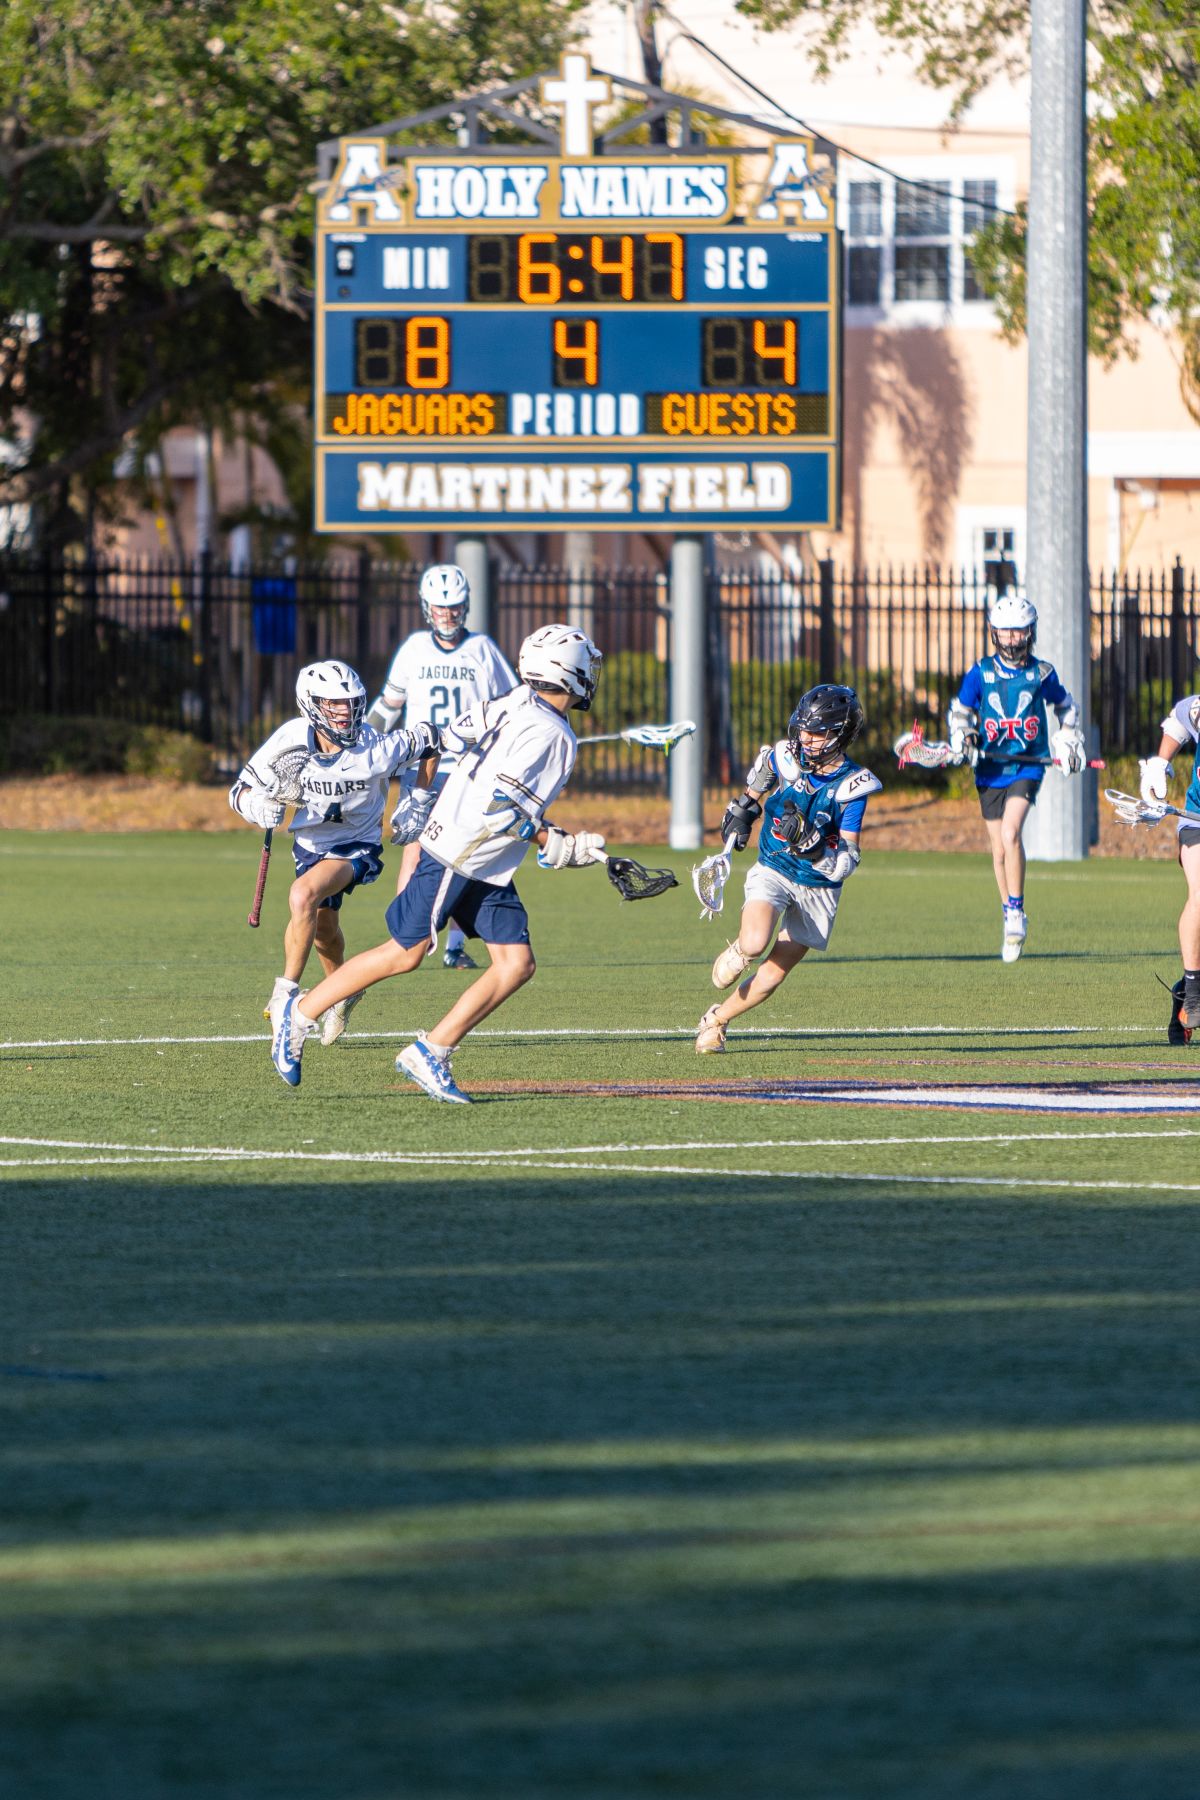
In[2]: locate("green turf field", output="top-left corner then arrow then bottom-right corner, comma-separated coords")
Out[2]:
2,831 -> 1199,1799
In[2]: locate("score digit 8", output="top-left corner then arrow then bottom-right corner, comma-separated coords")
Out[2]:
405,316 -> 450,389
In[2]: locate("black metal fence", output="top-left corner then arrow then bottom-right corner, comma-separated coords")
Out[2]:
2,551 -> 1195,783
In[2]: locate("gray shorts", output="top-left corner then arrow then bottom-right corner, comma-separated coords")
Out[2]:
743,861 -> 841,951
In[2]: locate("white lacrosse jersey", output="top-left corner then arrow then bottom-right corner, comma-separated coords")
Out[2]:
380,630 -> 516,768
233,719 -> 432,855
418,687 -> 577,885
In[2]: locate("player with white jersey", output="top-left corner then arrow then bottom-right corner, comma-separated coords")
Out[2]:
367,563 -> 516,970
270,624 -> 605,1103
695,684 -> 882,1055
1139,693 -> 1200,1044
230,659 -> 438,1049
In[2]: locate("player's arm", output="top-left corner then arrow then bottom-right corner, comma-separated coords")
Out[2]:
228,734 -> 288,829
719,743 -> 779,851
1141,702 -> 1194,802
1040,668 -> 1087,775
948,665 -> 983,763
811,772 -> 881,881
367,644 -> 409,732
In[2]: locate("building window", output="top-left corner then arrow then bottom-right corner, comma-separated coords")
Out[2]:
844,171 -> 1003,312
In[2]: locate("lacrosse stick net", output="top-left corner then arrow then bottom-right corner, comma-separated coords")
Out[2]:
1102,787 -> 1198,828
894,721 -> 961,770
691,834 -> 738,920
269,744 -> 313,804
578,719 -> 697,752
603,855 -> 679,901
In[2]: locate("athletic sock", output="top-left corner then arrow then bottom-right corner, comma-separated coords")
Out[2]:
273,976 -> 299,994
424,1037 -> 455,1062
446,927 -> 466,952
1007,895 -> 1024,911
1185,970 -> 1200,1010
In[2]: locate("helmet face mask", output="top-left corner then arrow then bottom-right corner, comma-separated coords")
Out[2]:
787,684 -> 864,772
988,592 -> 1037,662
419,564 -> 470,644
517,624 -> 603,711
296,660 -> 367,749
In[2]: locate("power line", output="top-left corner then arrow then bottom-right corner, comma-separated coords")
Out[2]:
656,8 -> 1016,217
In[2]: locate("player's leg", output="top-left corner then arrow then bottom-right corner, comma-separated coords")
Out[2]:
997,790 -> 1033,962
711,897 -> 780,988
1175,838 -> 1200,1028
267,856 -> 353,1036
697,939 -> 806,1052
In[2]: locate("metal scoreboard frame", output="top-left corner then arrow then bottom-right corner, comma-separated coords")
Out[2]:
313,55 -> 840,535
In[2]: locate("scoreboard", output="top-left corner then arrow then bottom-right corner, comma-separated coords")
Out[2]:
314,74 -> 839,532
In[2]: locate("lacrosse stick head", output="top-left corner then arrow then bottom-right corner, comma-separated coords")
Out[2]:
604,856 -> 678,902
269,745 -> 313,805
1104,787 -> 1162,827
894,722 -> 958,770
623,719 -> 697,753
894,721 -> 924,767
691,842 -> 734,919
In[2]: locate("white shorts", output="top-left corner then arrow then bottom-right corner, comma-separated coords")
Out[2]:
743,861 -> 841,951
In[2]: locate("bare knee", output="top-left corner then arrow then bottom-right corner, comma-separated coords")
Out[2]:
289,883 -> 322,926
495,949 -> 535,993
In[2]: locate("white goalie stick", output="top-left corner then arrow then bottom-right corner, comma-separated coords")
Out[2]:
246,745 -> 312,928
1105,788 -> 1200,829
894,721 -> 1105,772
691,834 -> 739,921
577,719 -> 696,752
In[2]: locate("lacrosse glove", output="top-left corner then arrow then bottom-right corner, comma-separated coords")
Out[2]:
235,785 -> 285,830
770,800 -> 830,859
390,787 -> 437,845
1140,755 -> 1171,804
1051,726 -> 1087,776
947,700 -> 980,765
538,828 -> 606,869
813,839 -> 861,883
720,794 -> 762,851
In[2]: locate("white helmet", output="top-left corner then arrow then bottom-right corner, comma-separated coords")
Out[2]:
988,590 -> 1037,656
517,624 -> 603,712
419,564 -> 470,640
296,659 -> 366,748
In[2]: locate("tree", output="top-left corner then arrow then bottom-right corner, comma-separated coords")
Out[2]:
0,0 -> 586,542
734,0 -> 1200,411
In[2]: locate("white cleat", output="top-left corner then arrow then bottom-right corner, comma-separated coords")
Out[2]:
321,990 -> 363,1048
695,1004 -> 728,1055
1001,907 -> 1028,964
395,1036 -> 471,1104
711,940 -> 752,989
267,978 -> 299,1037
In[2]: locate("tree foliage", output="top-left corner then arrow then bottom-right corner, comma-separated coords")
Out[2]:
0,0 -> 584,539
736,0 -> 1200,410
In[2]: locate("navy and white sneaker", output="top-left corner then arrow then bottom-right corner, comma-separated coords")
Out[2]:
271,993 -> 313,1087
396,1036 -> 471,1104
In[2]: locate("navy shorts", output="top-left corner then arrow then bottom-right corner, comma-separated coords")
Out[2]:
977,777 -> 1041,820
292,839 -> 384,911
385,848 -> 531,948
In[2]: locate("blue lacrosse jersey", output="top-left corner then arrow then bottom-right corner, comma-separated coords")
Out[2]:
957,655 -> 1070,790
754,741 -> 882,889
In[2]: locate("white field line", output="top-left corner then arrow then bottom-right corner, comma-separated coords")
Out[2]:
3,1143 -> 1200,1194
0,1024 -> 1156,1050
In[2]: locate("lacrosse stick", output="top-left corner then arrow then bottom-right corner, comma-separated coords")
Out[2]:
577,719 -> 696,752
691,833 -> 739,921
895,721 -> 1105,771
247,745 -> 312,928
1105,788 -> 1200,829
585,843 -> 678,901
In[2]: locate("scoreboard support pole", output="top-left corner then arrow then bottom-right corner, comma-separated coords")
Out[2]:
454,537 -> 492,638
669,534 -> 706,852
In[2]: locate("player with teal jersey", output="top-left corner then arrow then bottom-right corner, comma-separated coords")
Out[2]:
947,592 -> 1085,963
1138,693 -> 1200,1044
695,684 -> 881,1054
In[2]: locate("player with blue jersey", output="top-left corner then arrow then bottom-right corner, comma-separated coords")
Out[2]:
1139,694 -> 1200,1044
367,563 -> 516,971
695,684 -> 881,1054
230,660 -> 438,1048
948,593 -> 1086,962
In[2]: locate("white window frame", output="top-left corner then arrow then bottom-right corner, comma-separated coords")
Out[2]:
955,504 -> 1026,605
840,156 -> 1016,325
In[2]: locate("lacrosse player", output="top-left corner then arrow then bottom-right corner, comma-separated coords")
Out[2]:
1139,696 -> 1200,1044
270,624 -> 604,1103
947,592 -> 1085,962
230,659 -> 438,1048
695,684 -> 881,1055
368,563 -> 516,971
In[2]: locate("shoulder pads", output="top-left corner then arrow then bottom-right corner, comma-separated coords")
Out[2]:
772,740 -> 802,785
834,766 -> 883,805
1037,659 -> 1053,683
745,742 -> 780,793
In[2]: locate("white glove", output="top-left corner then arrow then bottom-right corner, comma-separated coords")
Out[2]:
538,828 -> 606,869
947,700 -> 979,766
390,787 -> 437,845
812,839 -> 861,884
237,785 -> 284,830
1140,755 -> 1170,804
1051,726 -> 1087,777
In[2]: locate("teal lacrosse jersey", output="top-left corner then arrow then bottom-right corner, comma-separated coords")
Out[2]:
956,654 -> 1073,790
748,740 -> 882,889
